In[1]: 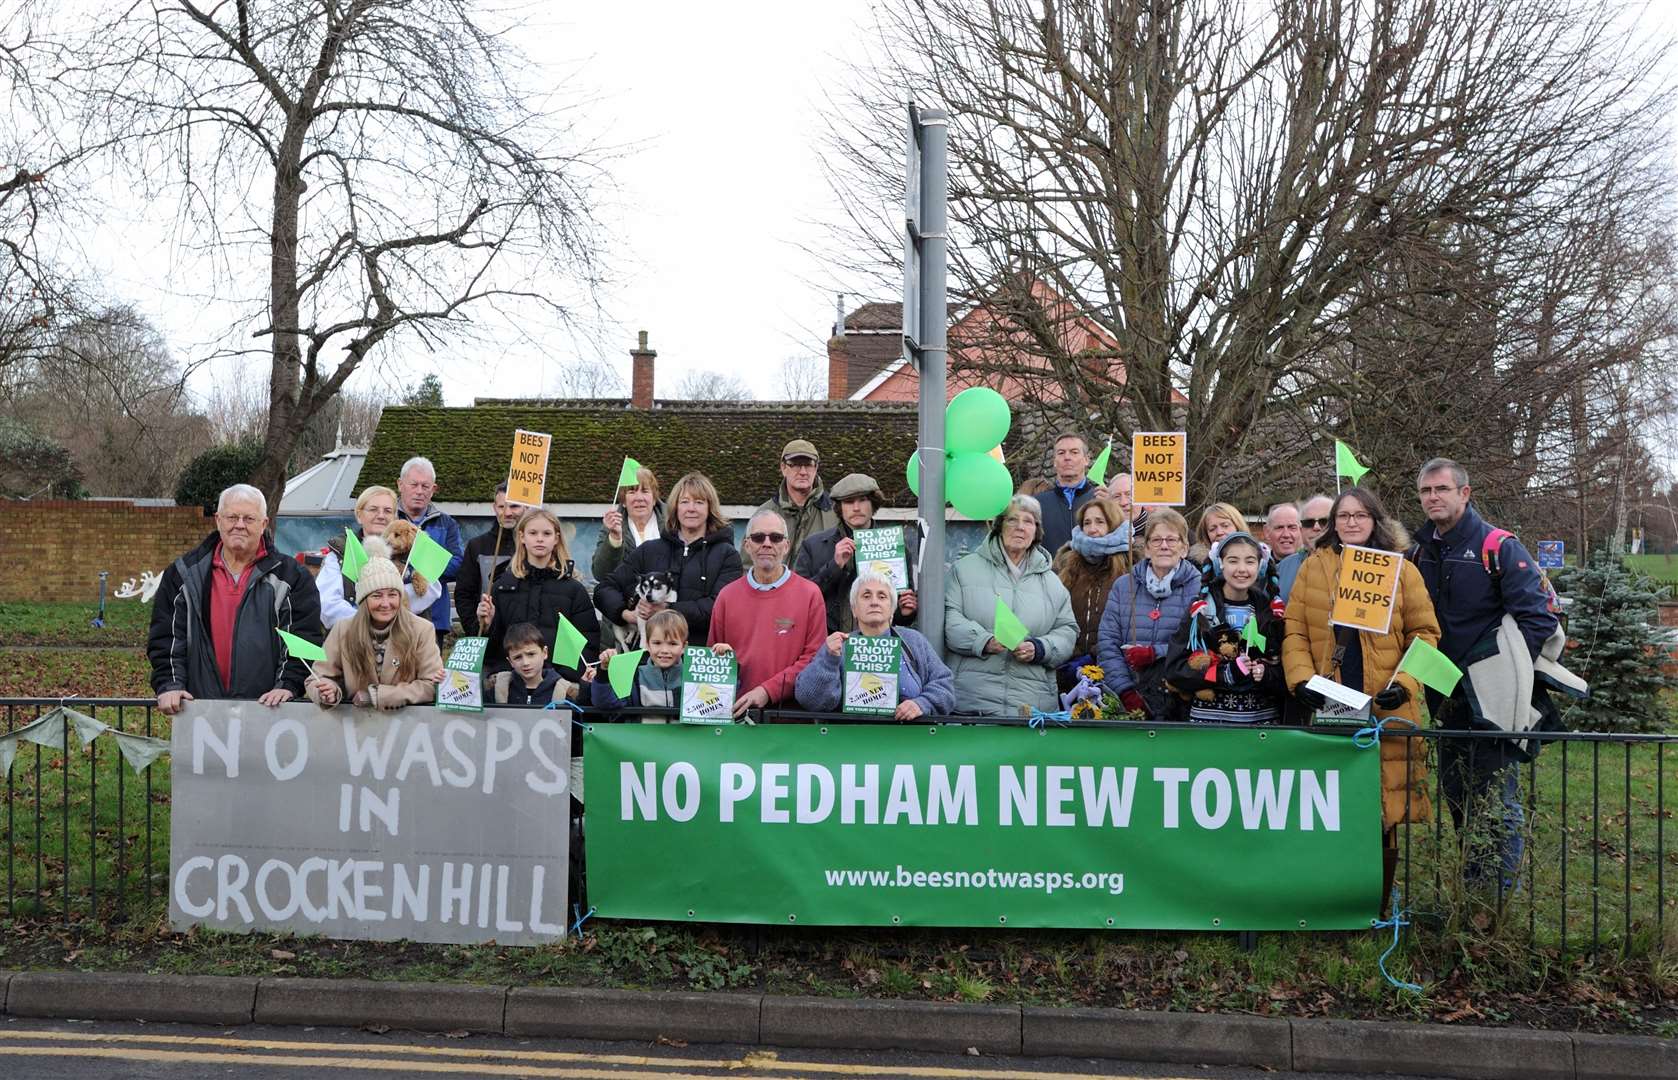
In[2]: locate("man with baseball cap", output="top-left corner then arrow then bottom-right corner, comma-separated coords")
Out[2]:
757,437 -> 839,556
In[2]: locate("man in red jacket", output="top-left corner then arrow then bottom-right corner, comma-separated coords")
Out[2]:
709,510 -> 825,718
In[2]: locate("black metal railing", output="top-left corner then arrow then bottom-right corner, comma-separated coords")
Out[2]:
3,697 -> 1672,960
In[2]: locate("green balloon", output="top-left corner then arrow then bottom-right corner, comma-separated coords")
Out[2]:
946,451 -> 1013,520
906,450 -> 921,497
945,387 -> 1011,454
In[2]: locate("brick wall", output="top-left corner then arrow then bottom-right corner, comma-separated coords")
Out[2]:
0,500 -> 211,604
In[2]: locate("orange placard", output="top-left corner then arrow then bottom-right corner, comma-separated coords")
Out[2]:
1130,432 -> 1187,505
506,429 -> 551,507
1329,544 -> 1402,635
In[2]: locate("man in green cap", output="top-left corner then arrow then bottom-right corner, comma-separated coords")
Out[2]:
757,437 -> 839,556
793,473 -> 920,632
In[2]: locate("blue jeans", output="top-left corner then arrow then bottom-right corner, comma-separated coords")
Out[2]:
1439,737 -> 1526,892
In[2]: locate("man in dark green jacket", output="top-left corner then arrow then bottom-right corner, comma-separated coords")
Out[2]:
756,438 -> 839,556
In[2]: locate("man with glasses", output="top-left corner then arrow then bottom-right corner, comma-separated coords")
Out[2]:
397,456 -> 465,649
1412,457 -> 1558,892
757,438 -> 839,556
148,484 -> 323,715
708,510 -> 826,718
1274,494 -> 1333,602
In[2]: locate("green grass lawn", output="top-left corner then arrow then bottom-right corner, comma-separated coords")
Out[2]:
1626,553 -> 1678,588
0,602 -> 151,648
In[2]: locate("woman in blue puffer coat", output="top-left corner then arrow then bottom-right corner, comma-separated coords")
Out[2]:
1096,509 -> 1200,720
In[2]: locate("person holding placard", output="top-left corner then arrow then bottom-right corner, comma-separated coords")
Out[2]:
319,485 -> 441,629
456,483 -> 522,636
149,484 -> 325,714
593,610 -> 688,717
593,466 -> 664,584
1283,485 -> 1441,904
477,508 -> 598,691
1095,509 -> 1200,720
1052,496 -> 1131,687
708,510 -> 826,719
304,547 -> 444,711
795,571 -> 955,720
943,495 -> 1079,715
596,471 -> 743,645
395,456 -> 465,650
793,473 -> 920,633
1162,533 -> 1287,724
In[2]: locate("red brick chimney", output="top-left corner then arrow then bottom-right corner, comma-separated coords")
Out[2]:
630,330 -> 656,409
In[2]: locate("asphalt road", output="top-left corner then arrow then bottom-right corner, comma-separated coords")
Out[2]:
0,1015 -> 1452,1079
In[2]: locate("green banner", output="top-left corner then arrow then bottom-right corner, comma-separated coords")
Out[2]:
584,724 -> 1382,931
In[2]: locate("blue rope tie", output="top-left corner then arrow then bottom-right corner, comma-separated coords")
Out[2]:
1028,708 -> 1071,730
1351,714 -> 1396,749
1370,888 -> 1422,993
570,904 -> 596,936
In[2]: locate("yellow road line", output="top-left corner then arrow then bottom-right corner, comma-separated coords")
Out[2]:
0,1045 -> 789,1079
0,1030 -> 1195,1080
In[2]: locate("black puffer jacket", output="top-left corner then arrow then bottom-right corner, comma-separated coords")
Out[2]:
147,531 -> 324,699
483,564 -> 601,677
594,526 -> 743,644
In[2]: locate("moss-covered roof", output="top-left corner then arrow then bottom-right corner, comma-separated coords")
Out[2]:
364,401 -> 926,506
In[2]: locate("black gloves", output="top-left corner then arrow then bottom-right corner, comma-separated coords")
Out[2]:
1373,684 -> 1410,710
1293,683 -> 1327,711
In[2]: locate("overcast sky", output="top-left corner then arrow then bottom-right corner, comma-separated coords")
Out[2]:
64,1 -> 1678,419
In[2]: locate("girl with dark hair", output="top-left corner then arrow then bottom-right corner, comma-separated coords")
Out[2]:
1163,532 -> 1287,724
1282,485 -> 1442,905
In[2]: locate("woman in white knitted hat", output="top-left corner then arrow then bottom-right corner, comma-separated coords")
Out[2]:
305,538 -> 444,710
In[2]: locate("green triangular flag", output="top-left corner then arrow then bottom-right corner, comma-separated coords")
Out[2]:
1334,439 -> 1371,485
993,598 -> 1029,650
617,456 -> 643,489
275,627 -> 327,662
608,649 -> 645,699
341,528 -> 368,583
1240,616 -> 1267,653
553,613 -> 589,669
406,527 -> 453,583
1088,438 -> 1113,487
1395,637 -> 1463,697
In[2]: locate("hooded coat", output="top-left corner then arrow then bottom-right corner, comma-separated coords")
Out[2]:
594,526 -> 744,644
1282,538 -> 1441,826
1094,559 -> 1202,719
943,538 -> 1079,715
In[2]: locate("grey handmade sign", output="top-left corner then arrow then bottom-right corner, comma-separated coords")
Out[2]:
169,701 -> 569,946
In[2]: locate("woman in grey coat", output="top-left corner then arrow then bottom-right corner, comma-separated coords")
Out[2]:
943,495 -> 1079,715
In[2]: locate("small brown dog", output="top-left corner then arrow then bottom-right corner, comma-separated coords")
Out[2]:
380,519 -> 431,596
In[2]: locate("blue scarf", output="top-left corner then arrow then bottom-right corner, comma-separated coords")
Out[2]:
1068,522 -> 1132,561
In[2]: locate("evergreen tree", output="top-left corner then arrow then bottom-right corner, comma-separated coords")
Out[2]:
1555,550 -> 1676,732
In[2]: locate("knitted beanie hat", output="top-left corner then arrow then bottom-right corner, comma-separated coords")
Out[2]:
355,537 -> 404,603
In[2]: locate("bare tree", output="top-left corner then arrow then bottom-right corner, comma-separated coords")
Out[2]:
674,369 -> 753,402
551,358 -> 626,398
64,1 -> 611,511
778,354 -> 826,400
827,0 -> 1676,506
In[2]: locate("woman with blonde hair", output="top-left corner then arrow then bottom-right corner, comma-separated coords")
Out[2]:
595,470 -> 743,644
1190,502 -> 1247,569
318,484 -> 440,627
306,542 -> 444,710
478,508 -> 599,686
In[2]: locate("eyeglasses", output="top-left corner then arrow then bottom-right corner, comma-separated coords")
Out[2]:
1417,483 -> 1461,497
1147,535 -> 1185,547
747,532 -> 787,545
782,459 -> 818,469
1300,517 -> 1330,529
218,514 -> 261,526
1335,511 -> 1372,523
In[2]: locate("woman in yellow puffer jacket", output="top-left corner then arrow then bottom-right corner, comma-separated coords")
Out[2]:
1282,485 -> 1442,910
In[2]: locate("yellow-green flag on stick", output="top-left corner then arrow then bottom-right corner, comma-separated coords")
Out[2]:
553,613 -> 589,669
406,528 -> 453,583
608,649 -> 645,698
1396,638 -> 1463,696
993,598 -> 1029,650
1240,616 -> 1267,653
617,457 -> 643,490
341,528 -> 368,583
276,627 -> 326,662
1088,438 -> 1113,487
1335,439 -> 1371,486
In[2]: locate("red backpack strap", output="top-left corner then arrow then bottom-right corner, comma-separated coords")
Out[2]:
1480,528 -> 1515,577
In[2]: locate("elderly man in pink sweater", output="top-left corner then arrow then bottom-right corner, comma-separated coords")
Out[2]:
709,509 -> 826,718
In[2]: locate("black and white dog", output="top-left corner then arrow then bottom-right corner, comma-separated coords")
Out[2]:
610,570 -> 679,650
